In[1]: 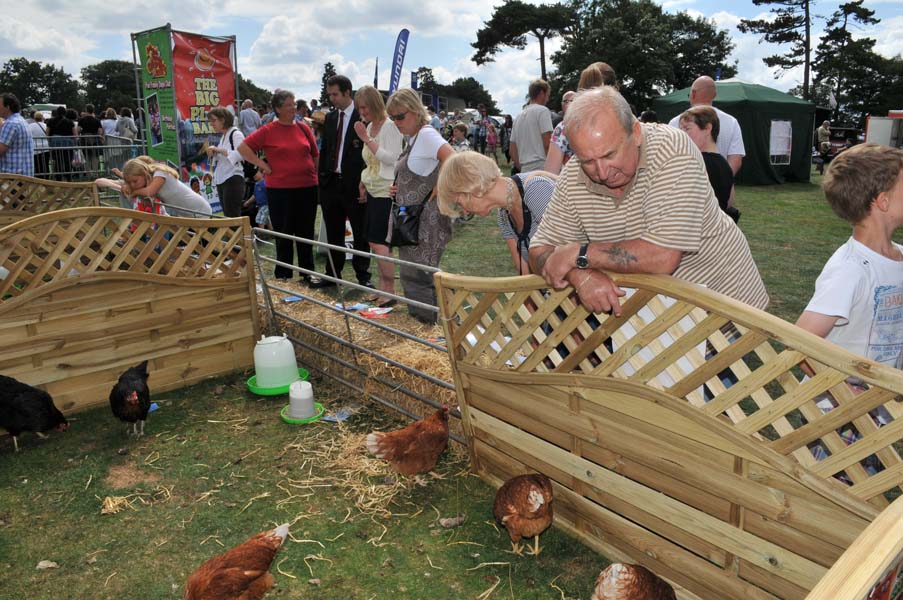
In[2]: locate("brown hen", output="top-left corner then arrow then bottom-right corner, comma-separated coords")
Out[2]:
590,563 -> 676,600
493,473 -> 553,556
366,405 -> 449,475
184,523 -> 289,600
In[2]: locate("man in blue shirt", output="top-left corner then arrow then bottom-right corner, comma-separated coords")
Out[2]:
0,93 -> 34,176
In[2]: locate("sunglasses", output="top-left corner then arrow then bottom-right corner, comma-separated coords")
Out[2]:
389,112 -> 407,122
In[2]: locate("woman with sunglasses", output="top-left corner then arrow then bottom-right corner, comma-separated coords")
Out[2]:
385,89 -> 454,325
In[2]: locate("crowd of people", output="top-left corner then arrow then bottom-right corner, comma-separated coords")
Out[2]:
0,93 -> 143,180
2,65 -> 899,360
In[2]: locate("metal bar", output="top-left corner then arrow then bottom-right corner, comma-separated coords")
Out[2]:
253,237 -> 277,335
260,254 -> 437,313
256,227 -> 440,273
285,332 -> 465,446
274,309 -> 454,390
266,280 -> 446,351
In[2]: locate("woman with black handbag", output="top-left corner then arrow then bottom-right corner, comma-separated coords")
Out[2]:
385,89 -> 453,325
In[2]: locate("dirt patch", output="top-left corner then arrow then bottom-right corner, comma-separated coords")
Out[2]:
104,463 -> 162,489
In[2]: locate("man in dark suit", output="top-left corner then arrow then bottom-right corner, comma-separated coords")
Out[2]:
311,74 -> 371,289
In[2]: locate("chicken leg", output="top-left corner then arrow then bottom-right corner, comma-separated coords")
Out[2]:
525,535 -> 543,556
12,435 -> 19,453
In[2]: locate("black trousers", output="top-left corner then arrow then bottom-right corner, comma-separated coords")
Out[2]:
267,186 -> 318,279
319,175 -> 371,283
217,174 -> 245,217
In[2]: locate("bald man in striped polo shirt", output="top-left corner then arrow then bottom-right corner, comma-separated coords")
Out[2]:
529,87 -> 768,316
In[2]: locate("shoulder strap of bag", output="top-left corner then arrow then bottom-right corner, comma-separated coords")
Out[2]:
228,128 -> 236,150
296,121 -> 317,150
509,174 -> 532,275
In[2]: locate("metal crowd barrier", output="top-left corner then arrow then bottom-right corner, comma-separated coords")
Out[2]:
32,135 -> 145,181
251,227 -> 462,441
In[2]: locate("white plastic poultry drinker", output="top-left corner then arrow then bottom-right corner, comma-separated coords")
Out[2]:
248,334 -> 307,395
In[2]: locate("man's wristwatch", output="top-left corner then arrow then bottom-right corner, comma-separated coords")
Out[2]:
576,242 -> 590,269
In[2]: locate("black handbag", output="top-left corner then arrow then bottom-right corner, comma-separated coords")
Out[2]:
390,200 -> 426,247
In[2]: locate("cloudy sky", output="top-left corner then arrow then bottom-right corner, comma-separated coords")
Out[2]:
1,0 -> 901,115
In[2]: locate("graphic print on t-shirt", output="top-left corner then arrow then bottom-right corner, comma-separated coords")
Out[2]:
869,284 -> 903,364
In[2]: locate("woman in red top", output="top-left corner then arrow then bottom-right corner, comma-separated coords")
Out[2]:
239,90 -> 319,281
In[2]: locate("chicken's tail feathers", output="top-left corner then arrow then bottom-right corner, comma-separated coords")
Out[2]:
273,523 -> 289,544
136,360 -> 149,378
366,432 -> 386,457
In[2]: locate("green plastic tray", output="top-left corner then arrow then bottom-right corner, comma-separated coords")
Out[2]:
246,368 -> 309,396
280,402 -> 325,425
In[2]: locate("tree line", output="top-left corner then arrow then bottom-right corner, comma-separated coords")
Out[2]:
472,0 -> 903,127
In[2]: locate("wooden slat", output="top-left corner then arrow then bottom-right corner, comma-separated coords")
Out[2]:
473,408 -> 828,589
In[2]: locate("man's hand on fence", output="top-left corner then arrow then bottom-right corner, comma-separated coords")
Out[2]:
542,242 -> 581,289
571,270 -> 625,317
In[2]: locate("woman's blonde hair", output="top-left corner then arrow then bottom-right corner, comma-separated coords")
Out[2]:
122,155 -> 180,182
386,88 -> 428,128
355,85 -> 387,122
436,150 -> 501,218
578,61 -> 618,91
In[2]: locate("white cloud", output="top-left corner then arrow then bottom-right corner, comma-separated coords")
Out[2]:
0,17 -> 98,76
873,15 -> 903,57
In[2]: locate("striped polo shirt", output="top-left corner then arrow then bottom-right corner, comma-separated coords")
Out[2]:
532,123 -> 769,310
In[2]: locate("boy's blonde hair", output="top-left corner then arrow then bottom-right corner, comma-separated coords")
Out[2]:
122,155 -> 180,182
824,143 -> 903,223
436,150 -> 501,218
452,122 -> 468,135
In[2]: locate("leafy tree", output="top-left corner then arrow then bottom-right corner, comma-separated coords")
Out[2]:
668,12 -> 738,91
0,57 -> 81,108
319,62 -> 337,108
549,0 -> 735,111
812,0 -> 880,124
413,67 -> 439,94
738,0 -> 815,100
444,77 -> 499,114
411,67 -> 499,114
237,74 -> 271,108
867,55 -> 903,126
81,60 -> 136,112
471,0 -> 574,81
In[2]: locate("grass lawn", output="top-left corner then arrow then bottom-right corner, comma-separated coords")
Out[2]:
0,376 -> 605,599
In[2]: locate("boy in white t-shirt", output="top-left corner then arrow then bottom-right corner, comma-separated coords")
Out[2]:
796,143 -> 903,366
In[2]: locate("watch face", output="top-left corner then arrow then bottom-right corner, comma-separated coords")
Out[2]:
576,256 -> 589,269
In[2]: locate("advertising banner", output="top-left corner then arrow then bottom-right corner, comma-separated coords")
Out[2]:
135,27 -> 179,167
389,29 -> 410,94
172,32 -> 236,214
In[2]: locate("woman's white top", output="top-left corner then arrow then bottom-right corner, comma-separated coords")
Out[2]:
212,126 -> 245,185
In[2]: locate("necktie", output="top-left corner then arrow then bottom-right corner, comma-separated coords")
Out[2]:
334,110 -> 345,172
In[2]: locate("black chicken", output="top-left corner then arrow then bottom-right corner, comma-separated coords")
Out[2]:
109,361 -> 151,437
0,375 -> 69,452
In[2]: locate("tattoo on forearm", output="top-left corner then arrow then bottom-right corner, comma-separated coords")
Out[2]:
604,245 -> 638,271
531,247 -> 554,274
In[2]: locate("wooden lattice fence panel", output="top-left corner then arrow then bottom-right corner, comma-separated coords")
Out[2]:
0,207 -> 259,413
0,174 -> 99,225
435,272 -> 903,600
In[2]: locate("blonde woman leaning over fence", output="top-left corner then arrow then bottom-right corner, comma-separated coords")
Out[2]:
95,156 -> 212,218
437,151 -> 556,276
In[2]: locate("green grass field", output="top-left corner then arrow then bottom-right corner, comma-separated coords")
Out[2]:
0,378 -> 604,599
1,167 -> 875,599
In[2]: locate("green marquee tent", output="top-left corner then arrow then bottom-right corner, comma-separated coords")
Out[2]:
652,80 -> 816,185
